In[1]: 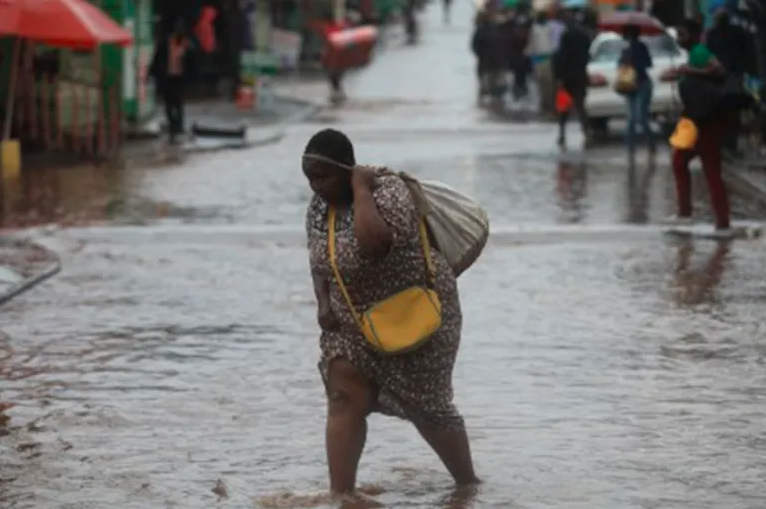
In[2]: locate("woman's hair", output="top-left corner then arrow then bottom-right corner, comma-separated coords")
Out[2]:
622,23 -> 640,40
304,128 -> 356,167
682,18 -> 703,39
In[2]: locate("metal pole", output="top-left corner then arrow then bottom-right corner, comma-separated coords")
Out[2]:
2,38 -> 21,140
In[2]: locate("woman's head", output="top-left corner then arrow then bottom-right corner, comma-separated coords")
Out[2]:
713,8 -> 730,28
302,129 -> 356,204
622,23 -> 640,41
677,18 -> 702,49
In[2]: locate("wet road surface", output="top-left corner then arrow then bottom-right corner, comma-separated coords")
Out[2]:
3,2 -> 766,509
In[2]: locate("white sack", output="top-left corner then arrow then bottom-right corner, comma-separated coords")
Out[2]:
419,180 -> 490,274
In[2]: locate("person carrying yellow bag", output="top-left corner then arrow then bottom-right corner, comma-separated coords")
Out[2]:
302,128 -> 483,499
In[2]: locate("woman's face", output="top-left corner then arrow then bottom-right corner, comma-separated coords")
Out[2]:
303,158 -> 351,204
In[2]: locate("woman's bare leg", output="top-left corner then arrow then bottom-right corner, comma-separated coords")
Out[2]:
326,359 -> 376,494
415,422 -> 480,485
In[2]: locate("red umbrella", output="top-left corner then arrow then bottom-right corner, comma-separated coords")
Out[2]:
0,0 -> 133,49
0,0 -> 132,140
598,11 -> 666,36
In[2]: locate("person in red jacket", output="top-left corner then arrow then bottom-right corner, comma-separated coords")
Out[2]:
194,6 -> 218,54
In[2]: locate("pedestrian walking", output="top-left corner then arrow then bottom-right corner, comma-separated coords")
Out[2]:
619,23 -> 656,156
506,8 -> 533,101
706,8 -> 749,160
302,128 -> 480,499
471,9 -> 506,104
552,10 -> 592,148
526,11 -> 555,115
321,20 -> 351,105
665,18 -> 732,234
149,20 -> 191,144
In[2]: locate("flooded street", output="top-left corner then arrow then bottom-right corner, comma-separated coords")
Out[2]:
3,2 -> 766,509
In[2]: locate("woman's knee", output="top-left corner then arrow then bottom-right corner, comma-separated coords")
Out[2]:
326,359 -> 376,417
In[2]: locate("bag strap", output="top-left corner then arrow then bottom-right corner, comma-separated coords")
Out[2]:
328,206 -> 364,330
327,206 -> 436,323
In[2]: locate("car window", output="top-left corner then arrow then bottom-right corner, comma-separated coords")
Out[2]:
590,34 -> 681,63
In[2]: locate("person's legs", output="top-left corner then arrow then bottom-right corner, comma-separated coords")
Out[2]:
325,358 -> 377,494
476,61 -> 486,103
671,148 -> 695,218
515,57 -> 530,98
697,120 -> 731,229
724,109 -> 742,158
164,77 -> 181,139
536,59 -> 554,115
164,93 -> 175,136
328,71 -> 345,103
557,109 -> 569,147
636,80 -> 655,152
571,86 -> 590,145
415,422 -> 479,486
175,79 -> 185,135
625,93 -> 639,154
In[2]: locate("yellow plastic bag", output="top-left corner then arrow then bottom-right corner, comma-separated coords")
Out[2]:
669,117 -> 698,150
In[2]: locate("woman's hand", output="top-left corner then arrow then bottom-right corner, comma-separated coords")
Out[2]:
318,302 -> 339,331
351,167 -> 377,193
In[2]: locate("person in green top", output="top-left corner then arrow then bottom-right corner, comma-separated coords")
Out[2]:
664,18 -> 732,235
687,42 -> 714,68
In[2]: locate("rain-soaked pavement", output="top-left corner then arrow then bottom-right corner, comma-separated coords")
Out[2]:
3,2 -> 766,509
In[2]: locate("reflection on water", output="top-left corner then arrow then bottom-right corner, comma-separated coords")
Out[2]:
625,158 -> 658,224
0,164 -> 130,228
0,164 -> 229,229
669,240 -> 731,308
555,160 -> 587,224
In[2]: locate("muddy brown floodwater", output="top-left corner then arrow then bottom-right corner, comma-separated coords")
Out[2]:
2,232 -> 766,509
3,0 -> 766,505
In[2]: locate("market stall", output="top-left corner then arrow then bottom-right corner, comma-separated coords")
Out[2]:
0,0 -> 132,177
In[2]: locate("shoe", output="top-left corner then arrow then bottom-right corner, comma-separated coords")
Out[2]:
708,227 -> 736,239
659,214 -> 694,226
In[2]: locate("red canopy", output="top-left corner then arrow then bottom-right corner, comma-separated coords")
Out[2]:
598,11 -> 666,36
0,0 -> 133,49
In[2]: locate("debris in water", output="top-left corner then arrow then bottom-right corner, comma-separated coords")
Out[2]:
212,479 -> 229,500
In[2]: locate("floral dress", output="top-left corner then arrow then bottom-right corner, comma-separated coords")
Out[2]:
306,174 -> 465,430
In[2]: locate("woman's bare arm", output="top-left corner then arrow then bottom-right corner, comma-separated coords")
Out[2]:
352,175 -> 393,257
312,271 -> 331,308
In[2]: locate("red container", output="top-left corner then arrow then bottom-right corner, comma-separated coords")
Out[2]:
322,25 -> 378,71
555,87 -> 573,114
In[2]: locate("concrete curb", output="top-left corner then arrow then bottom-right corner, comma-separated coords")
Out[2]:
185,128 -> 286,155
0,238 -> 61,309
723,166 -> 766,208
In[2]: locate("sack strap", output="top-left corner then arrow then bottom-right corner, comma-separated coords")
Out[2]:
327,206 -> 435,325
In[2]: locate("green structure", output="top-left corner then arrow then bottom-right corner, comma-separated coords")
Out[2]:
99,0 -> 157,126
0,0 -> 157,142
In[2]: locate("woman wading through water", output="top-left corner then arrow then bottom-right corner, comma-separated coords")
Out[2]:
302,129 -> 480,501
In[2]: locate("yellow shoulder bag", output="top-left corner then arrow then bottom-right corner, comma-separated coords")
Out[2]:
614,64 -> 637,94
327,206 -> 442,355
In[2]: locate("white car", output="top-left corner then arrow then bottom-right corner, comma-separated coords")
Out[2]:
585,31 -> 687,133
